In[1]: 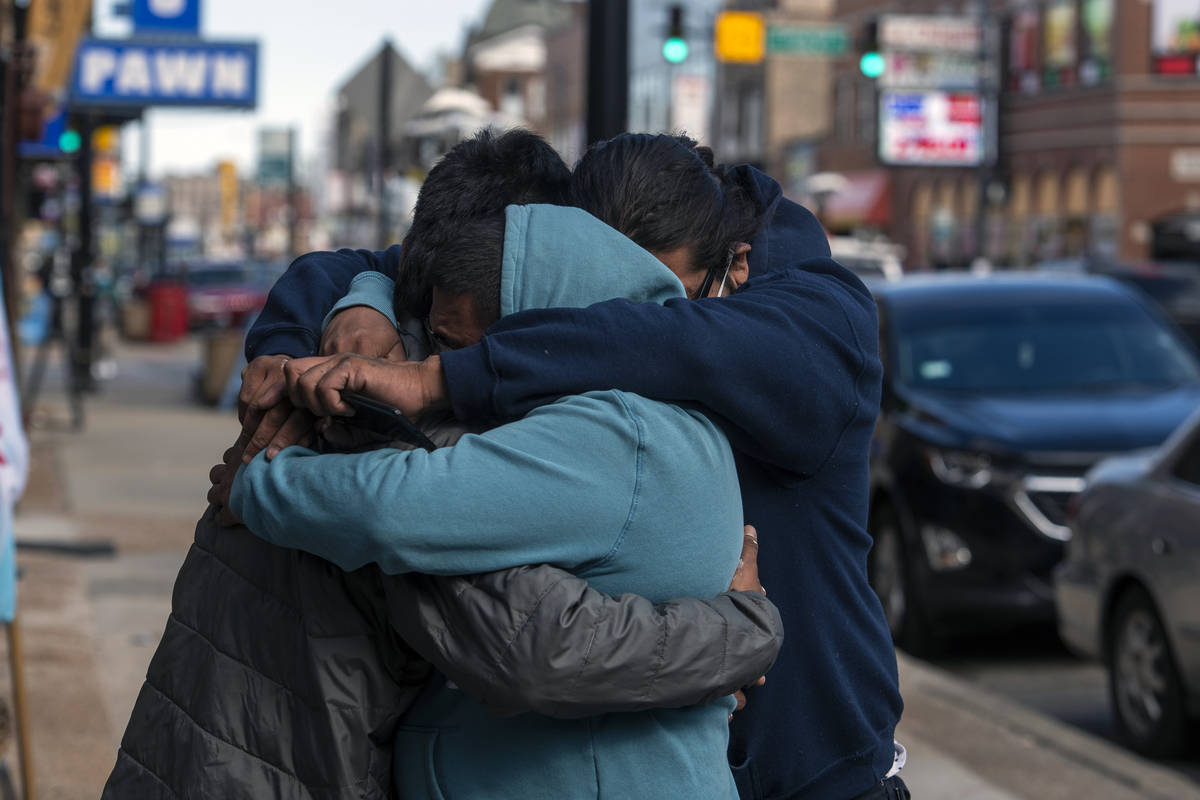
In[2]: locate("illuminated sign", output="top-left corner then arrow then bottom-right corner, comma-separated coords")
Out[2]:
879,15 -> 980,54
879,91 -> 983,167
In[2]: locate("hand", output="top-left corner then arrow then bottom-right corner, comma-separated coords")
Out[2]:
236,354 -> 317,462
320,305 -> 406,361
284,353 -> 448,419
729,524 -> 766,721
731,676 -> 767,720
728,525 -> 764,595
208,444 -> 244,526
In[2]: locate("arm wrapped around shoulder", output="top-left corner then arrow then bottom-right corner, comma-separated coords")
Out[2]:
384,565 -> 784,718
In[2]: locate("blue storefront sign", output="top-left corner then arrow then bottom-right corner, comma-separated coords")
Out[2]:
70,38 -> 258,108
18,108 -> 68,158
133,0 -> 201,35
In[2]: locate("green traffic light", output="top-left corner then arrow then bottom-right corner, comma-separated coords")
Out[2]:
860,52 -> 886,79
663,37 -> 689,64
58,129 -> 82,154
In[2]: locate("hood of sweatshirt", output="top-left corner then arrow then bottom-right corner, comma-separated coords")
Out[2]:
500,204 -> 685,316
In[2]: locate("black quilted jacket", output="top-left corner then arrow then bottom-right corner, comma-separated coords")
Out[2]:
102,508 -> 782,799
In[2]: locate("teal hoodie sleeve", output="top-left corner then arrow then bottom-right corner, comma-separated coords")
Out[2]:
320,271 -> 399,332
245,245 -> 401,360
230,392 -> 641,575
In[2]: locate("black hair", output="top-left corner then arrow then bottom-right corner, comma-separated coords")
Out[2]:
568,133 -> 763,279
395,128 -> 570,318
427,215 -> 506,324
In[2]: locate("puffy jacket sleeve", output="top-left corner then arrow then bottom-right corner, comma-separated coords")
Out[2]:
244,246 -> 401,360
442,263 -> 881,478
384,566 -> 784,718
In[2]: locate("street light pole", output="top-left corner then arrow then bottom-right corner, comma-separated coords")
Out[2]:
973,0 -> 999,264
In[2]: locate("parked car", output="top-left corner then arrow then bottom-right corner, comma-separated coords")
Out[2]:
829,236 -> 904,282
1055,407 -> 1200,758
867,274 -> 1200,655
1035,256 -> 1200,348
184,262 -> 268,330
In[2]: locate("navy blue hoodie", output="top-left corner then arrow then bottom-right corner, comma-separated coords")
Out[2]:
245,166 -> 903,800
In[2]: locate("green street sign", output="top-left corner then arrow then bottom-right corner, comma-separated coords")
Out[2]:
767,25 -> 847,56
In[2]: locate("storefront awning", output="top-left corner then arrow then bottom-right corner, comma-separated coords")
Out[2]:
823,171 -> 892,231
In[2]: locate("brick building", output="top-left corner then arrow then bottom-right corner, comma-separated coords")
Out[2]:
819,0 -> 1200,268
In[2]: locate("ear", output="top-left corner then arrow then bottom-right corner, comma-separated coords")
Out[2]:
727,243 -> 751,292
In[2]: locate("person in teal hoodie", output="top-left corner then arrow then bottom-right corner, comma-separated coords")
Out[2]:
229,204 -> 751,799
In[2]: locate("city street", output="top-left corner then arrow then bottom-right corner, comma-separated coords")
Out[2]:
3,338 -> 1198,799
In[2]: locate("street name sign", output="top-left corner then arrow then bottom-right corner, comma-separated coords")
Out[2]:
767,24 -> 847,56
70,38 -> 258,108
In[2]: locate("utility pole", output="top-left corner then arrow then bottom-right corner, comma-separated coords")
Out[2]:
586,0 -> 628,144
286,127 -> 298,258
376,41 -> 393,250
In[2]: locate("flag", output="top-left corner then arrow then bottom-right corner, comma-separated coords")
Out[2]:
0,270 -> 29,622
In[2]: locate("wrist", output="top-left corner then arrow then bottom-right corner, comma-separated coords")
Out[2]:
419,355 -> 449,414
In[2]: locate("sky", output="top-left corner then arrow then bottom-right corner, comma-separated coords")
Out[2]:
97,0 -> 493,177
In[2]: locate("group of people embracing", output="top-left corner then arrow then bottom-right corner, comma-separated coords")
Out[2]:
102,129 -> 908,800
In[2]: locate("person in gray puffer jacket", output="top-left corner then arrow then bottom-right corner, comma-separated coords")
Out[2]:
102,131 -> 783,800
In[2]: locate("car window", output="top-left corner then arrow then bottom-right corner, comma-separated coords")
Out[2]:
186,267 -> 247,287
1173,432 -> 1200,486
892,297 -> 1200,393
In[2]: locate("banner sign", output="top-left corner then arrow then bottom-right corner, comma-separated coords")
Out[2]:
0,272 -> 29,622
1152,0 -> 1200,75
879,91 -> 983,167
879,15 -> 980,54
70,38 -> 258,108
133,0 -> 201,36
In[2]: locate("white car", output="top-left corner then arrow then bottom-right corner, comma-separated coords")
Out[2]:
829,237 -> 904,282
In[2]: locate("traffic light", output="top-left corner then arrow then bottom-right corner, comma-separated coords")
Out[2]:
858,18 -> 885,79
58,128 -> 82,154
663,5 -> 689,64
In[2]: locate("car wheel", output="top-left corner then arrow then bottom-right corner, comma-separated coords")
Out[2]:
869,506 -> 938,657
1108,587 -> 1188,758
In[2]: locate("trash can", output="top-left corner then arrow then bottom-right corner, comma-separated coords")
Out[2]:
200,330 -> 244,406
147,282 -> 189,342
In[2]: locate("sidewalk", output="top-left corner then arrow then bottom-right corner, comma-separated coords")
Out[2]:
7,339 -> 1200,798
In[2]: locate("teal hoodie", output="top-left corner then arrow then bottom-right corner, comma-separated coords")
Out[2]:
231,205 -> 744,799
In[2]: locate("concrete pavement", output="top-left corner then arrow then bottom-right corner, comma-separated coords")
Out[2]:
7,338 -> 1200,798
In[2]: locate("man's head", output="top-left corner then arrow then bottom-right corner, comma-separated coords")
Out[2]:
395,128 -> 570,319
568,133 -> 762,298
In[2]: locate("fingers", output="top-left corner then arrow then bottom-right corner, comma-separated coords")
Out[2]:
242,401 -> 293,463
284,355 -> 355,417
728,524 -> 762,594
215,505 -> 241,527
263,408 -> 316,460
238,355 -> 289,423
733,690 -> 747,712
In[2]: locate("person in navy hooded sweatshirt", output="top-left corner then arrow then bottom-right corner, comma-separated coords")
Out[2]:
235,132 -> 906,800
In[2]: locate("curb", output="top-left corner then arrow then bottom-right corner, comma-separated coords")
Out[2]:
897,652 -> 1199,799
